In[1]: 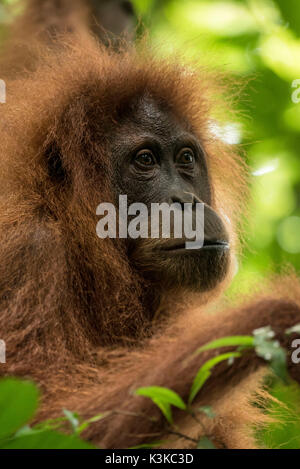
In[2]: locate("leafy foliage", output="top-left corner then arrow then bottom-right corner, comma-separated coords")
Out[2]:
0,324 -> 299,448
135,386 -> 186,423
253,326 -> 287,381
197,436 -> 217,449
136,326 -> 300,448
0,378 -> 39,440
188,352 -> 241,404
0,378 -> 94,449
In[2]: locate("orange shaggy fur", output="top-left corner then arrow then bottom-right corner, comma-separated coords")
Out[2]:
0,0 -> 300,449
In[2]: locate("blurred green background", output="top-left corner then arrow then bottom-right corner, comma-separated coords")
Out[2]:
1,0 -> 300,293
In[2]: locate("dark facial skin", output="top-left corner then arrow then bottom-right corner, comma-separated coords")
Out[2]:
112,97 -> 211,207
109,96 -> 230,293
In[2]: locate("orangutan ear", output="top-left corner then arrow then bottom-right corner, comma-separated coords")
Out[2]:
44,141 -> 68,184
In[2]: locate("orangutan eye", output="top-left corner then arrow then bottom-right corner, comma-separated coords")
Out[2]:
177,148 -> 195,165
134,150 -> 156,167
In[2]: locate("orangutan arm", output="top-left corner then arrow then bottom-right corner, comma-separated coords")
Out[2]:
57,297 -> 300,448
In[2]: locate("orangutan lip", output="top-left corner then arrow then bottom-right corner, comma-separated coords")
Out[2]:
202,240 -> 230,250
161,240 -> 230,252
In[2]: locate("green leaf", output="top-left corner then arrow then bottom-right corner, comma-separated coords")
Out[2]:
153,398 -> 172,423
33,416 -> 68,433
135,386 -> 186,410
189,352 -> 241,404
197,406 -> 216,419
0,430 -> 94,449
135,386 -> 186,424
63,409 -> 79,433
253,327 -> 287,382
76,412 -> 109,435
253,326 -> 276,340
86,412 -> 109,424
286,323 -> 300,335
0,378 -> 39,440
196,336 -> 254,354
197,436 -> 216,449
14,426 -> 36,438
189,370 -> 211,406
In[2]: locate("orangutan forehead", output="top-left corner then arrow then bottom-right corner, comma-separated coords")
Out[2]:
120,95 -> 193,138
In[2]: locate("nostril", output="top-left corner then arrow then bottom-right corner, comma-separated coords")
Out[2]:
170,197 -> 185,210
170,192 -> 196,208
121,1 -> 135,15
